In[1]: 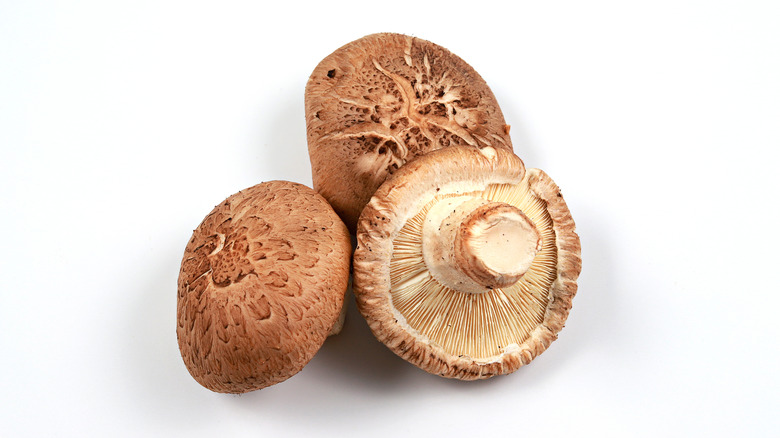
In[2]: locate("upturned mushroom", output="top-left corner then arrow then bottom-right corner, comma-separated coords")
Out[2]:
353,146 -> 581,380
306,32 -> 513,232
177,181 -> 352,393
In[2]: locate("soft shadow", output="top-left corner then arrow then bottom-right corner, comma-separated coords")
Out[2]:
311,289 -> 415,389
558,201 -> 622,356
218,291 -> 419,422
228,289 -> 417,396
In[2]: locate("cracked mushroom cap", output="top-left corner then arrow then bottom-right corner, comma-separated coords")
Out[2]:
177,181 -> 352,393
306,32 -> 513,232
353,146 -> 581,380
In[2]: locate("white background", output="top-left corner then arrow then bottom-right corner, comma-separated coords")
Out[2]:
2,1 -> 779,436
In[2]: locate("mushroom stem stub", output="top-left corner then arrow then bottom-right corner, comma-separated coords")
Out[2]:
422,197 -> 541,293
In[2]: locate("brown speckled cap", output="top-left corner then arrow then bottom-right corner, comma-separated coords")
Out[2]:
177,181 -> 352,393
353,146 -> 581,380
306,32 -> 513,232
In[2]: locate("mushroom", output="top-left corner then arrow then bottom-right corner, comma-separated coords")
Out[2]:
305,32 -> 513,232
353,146 -> 581,380
177,181 -> 352,393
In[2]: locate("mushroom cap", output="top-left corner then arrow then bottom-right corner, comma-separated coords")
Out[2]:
353,146 -> 581,380
306,32 -> 513,232
177,181 -> 352,393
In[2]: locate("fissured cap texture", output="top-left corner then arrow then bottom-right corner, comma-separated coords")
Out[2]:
306,32 -> 513,232
177,181 -> 352,393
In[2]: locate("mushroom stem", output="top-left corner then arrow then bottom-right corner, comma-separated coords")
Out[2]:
422,196 -> 540,294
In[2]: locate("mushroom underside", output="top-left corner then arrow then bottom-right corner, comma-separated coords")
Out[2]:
389,180 -> 558,361
354,146 -> 581,379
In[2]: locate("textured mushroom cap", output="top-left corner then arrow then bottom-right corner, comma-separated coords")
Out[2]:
353,146 -> 581,380
306,32 -> 513,232
177,181 -> 352,393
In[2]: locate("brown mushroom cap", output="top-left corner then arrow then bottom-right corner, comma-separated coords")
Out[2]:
353,146 -> 581,380
306,32 -> 513,232
177,181 -> 352,393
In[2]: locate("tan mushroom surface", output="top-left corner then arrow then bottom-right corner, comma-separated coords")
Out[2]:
177,181 -> 352,393
306,32 -> 513,232
353,146 -> 581,380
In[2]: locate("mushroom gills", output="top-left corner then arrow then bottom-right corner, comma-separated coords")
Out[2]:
389,178 -> 557,361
